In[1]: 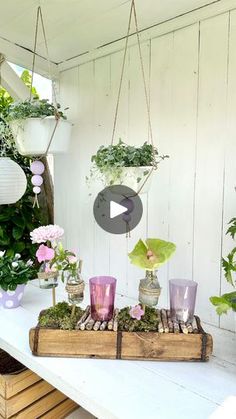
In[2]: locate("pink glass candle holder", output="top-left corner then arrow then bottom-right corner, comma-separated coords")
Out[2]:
89,276 -> 117,321
169,279 -> 198,323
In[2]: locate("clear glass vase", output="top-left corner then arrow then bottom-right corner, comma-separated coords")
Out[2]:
37,263 -> 58,289
138,270 -> 161,307
66,270 -> 85,305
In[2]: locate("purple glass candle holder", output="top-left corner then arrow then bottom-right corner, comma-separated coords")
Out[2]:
89,276 -> 117,321
169,279 -> 198,323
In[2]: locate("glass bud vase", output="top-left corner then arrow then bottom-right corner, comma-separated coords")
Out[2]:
37,263 -> 58,289
138,270 -> 161,307
66,270 -> 85,305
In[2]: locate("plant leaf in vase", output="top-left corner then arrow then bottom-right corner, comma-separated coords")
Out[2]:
128,238 -> 176,270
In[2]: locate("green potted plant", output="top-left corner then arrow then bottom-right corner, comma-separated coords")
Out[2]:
0,251 -> 36,308
89,140 -> 168,193
7,99 -> 72,156
210,218 -> 236,314
128,238 -> 176,307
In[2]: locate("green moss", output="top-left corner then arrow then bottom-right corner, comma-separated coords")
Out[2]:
38,302 -> 84,330
118,306 -> 159,332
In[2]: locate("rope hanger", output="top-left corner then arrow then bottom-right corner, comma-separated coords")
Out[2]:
111,0 -> 154,148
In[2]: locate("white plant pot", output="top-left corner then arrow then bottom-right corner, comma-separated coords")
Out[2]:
103,166 -> 154,194
10,116 -> 72,156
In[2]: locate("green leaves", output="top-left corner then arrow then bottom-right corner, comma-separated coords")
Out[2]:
91,139 -> 168,171
7,99 -> 67,121
128,238 -> 176,270
210,292 -> 236,315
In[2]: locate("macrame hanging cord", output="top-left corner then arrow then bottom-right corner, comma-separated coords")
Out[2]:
110,0 -> 155,196
30,6 -> 59,208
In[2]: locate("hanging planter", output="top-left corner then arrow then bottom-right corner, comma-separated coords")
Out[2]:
88,0 -> 168,195
8,100 -> 72,156
0,157 -> 27,204
90,140 -> 167,194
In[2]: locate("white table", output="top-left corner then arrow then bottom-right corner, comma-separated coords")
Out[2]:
0,281 -> 235,419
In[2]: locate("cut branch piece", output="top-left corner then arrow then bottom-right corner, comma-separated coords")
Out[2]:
100,321 -> 108,331
166,310 -> 174,333
186,323 -> 193,333
173,320 -> 180,333
93,321 -> 101,331
75,305 -> 90,330
192,317 -> 199,334
113,309 -> 119,332
161,309 -> 169,333
158,320 -> 164,333
86,318 -> 95,331
179,322 -> 188,334
80,314 -> 92,331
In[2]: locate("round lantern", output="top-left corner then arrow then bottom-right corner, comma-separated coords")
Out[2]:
0,157 -> 27,204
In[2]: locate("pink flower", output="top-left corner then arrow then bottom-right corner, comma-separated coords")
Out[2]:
68,255 -> 77,264
30,225 -> 64,244
129,305 -> 145,321
36,244 -> 55,263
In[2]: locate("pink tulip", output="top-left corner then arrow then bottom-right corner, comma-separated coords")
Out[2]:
36,244 -> 55,263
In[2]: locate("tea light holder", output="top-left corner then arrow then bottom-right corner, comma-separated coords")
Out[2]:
89,276 -> 117,321
169,279 -> 198,323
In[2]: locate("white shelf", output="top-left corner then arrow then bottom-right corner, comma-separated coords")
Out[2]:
0,281 -> 235,419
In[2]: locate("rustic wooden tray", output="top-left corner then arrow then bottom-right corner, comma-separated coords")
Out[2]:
29,314 -> 213,362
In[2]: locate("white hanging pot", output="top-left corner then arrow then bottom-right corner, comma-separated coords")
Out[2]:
103,166 -> 154,194
10,116 -> 72,156
0,157 -> 27,204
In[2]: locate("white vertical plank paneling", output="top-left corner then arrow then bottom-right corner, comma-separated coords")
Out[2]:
220,10 -> 236,331
149,33 -> 173,308
168,24 -> 199,281
76,62 -> 95,280
54,67 -> 79,249
109,49 -> 129,296
93,56 -> 112,276
56,9 -> 236,332
193,13 -> 229,326
126,42 -> 150,300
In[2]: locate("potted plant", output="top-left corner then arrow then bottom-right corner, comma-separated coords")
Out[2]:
128,238 -> 176,307
7,99 -> 72,156
30,224 -> 65,289
89,140 -> 168,194
210,218 -> 236,315
31,225 -> 84,304
0,251 -> 36,308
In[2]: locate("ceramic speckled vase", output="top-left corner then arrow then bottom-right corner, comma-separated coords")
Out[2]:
0,284 -> 26,309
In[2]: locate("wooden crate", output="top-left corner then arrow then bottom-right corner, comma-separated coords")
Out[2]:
0,368 -> 77,418
29,316 -> 213,362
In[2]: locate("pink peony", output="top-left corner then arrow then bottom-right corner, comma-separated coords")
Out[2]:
30,225 -> 64,244
36,244 -> 55,263
129,305 -> 145,321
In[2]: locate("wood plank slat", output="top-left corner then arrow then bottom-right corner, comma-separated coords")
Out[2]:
11,389 -> 67,419
0,380 -> 54,418
39,398 -> 78,419
0,369 -> 41,399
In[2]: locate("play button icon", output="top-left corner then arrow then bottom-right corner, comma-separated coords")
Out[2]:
93,185 -> 143,235
110,201 -> 128,219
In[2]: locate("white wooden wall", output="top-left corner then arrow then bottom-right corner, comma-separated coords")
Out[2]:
55,8 -> 236,332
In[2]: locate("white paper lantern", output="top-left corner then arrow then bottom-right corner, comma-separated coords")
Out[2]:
0,157 -> 27,204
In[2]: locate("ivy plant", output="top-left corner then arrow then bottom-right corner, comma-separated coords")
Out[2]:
6,99 -> 67,121
210,218 -> 236,315
88,139 -> 168,186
